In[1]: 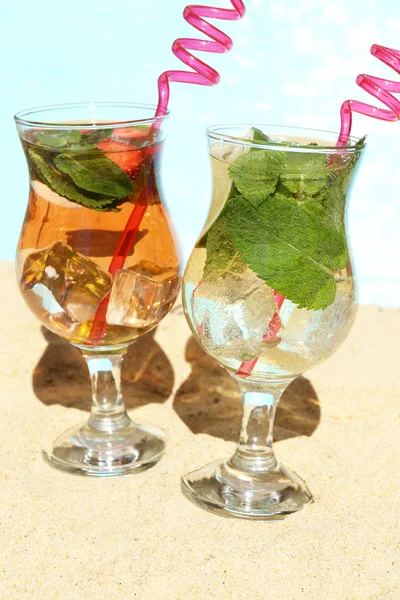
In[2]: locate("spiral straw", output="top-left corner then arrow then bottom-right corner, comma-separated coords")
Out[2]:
238,43 -> 400,378
338,45 -> 400,146
89,1 -> 246,343
156,1 -> 246,116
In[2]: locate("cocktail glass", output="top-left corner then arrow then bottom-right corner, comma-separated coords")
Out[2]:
181,125 -> 365,519
15,103 -> 180,476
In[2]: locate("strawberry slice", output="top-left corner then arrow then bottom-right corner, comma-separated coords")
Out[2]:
112,126 -> 152,142
95,139 -> 143,180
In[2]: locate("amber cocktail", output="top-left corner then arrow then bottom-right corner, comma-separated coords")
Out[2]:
15,103 -> 180,475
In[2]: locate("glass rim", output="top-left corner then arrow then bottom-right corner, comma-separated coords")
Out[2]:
14,102 -> 168,129
206,124 -> 365,151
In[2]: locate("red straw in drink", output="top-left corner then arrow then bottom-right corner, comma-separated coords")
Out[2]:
89,1 -> 246,344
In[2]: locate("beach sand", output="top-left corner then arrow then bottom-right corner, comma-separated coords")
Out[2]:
0,261 -> 399,599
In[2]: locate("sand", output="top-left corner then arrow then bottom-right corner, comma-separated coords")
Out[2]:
0,260 -> 399,599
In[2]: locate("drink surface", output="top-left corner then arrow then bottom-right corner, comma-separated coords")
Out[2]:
16,126 -> 180,348
183,130 -> 361,379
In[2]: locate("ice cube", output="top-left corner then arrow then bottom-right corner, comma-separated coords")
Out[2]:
106,262 -> 180,329
191,272 -> 277,360
279,288 -> 356,362
21,242 -> 112,330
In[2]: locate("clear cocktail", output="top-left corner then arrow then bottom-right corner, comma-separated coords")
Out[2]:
182,124 -> 365,518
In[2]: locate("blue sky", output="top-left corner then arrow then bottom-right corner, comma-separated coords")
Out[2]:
2,0 -> 400,305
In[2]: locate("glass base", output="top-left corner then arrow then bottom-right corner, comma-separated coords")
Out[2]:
181,459 -> 313,520
43,417 -> 166,477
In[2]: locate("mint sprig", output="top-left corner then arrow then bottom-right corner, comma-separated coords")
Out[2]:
34,130 -> 82,148
54,152 -> 133,198
28,148 -> 126,211
29,127 -> 136,211
228,149 -> 286,208
203,127 -> 363,310
224,193 -> 347,310
279,152 -> 329,199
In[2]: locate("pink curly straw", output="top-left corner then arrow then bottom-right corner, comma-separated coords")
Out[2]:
89,1 -> 246,343
156,2 -> 246,117
338,45 -> 400,146
237,43 -> 400,378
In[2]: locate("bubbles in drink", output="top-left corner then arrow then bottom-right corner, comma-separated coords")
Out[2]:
278,283 -> 356,364
183,131 -> 359,379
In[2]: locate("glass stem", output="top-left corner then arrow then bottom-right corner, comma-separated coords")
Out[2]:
81,350 -> 131,433
228,378 -> 293,474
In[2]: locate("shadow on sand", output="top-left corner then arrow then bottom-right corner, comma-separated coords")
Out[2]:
33,327 -> 174,412
173,336 -> 321,443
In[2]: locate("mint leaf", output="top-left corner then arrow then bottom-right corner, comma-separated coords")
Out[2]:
28,148 -> 124,211
35,130 -> 82,148
279,152 -> 329,199
202,216 -> 234,277
67,143 -> 100,153
224,194 -> 348,310
202,215 -> 247,278
355,135 -> 367,149
203,129 -> 359,310
81,129 -> 112,144
54,152 -> 134,198
247,127 -> 274,144
228,149 -> 286,208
